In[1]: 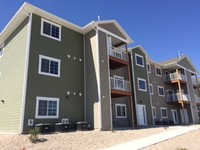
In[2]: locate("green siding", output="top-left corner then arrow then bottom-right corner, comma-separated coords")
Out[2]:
131,47 -> 153,125
23,14 -> 84,132
0,18 -> 29,132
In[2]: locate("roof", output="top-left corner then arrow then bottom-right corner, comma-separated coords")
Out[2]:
129,45 -> 150,59
161,56 -> 198,74
0,2 -> 133,45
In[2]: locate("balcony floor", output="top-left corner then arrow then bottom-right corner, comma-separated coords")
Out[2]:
111,89 -> 132,98
109,56 -> 129,70
167,100 -> 190,105
165,80 -> 187,85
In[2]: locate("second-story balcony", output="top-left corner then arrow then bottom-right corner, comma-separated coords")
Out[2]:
164,73 -> 186,83
110,76 -> 131,97
192,78 -> 198,87
166,93 -> 190,103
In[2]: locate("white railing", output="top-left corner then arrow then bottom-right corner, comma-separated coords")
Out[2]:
192,78 -> 198,86
109,46 -> 128,61
195,95 -> 200,103
164,73 -> 186,82
110,77 -> 131,92
166,93 -> 190,102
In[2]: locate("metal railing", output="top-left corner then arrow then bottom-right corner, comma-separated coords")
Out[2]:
192,78 -> 198,86
110,77 -> 130,92
109,46 -> 128,61
195,95 -> 200,103
164,73 -> 186,82
166,93 -> 190,102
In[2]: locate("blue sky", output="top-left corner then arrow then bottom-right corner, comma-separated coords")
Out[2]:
0,0 -> 200,74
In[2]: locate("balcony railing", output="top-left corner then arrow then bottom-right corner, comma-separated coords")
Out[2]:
109,46 -> 128,61
192,78 -> 198,86
110,77 -> 131,92
164,73 -> 186,82
195,95 -> 200,103
166,93 -> 190,102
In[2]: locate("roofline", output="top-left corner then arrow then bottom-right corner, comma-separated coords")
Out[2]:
129,45 -> 150,59
0,3 -> 133,45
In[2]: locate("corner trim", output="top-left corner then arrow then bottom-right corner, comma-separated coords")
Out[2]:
20,13 -> 32,134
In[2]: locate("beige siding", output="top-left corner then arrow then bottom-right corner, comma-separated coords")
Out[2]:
0,19 -> 28,132
85,30 -> 100,129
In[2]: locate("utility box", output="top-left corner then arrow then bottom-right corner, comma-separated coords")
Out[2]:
55,123 -> 70,132
35,123 -> 52,134
76,122 -> 88,131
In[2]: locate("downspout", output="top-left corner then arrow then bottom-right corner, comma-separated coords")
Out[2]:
20,9 -> 32,133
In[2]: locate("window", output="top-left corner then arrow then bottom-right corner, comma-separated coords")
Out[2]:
0,44 -> 4,57
135,54 -> 144,67
149,84 -> 154,95
115,104 -> 127,118
152,107 -> 156,118
147,63 -> 151,73
39,55 -> 61,77
41,18 -> 61,41
155,66 -> 162,76
138,78 -> 147,92
35,96 -> 59,118
158,86 -> 165,96
114,75 -> 124,90
160,107 -> 168,118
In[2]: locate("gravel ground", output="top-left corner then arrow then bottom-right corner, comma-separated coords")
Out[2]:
142,128 -> 200,150
0,126 -> 199,150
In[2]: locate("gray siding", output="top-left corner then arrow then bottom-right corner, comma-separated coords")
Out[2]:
0,18 -> 29,132
23,14 -> 84,132
98,31 -> 112,130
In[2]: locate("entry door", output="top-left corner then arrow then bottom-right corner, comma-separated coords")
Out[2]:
180,109 -> 189,124
137,105 -> 147,125
171,109 -> 178,124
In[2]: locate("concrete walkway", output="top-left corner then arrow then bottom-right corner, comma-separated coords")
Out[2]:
102,125 -> 200,150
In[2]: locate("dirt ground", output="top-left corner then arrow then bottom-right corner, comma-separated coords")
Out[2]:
0,125 -> 199,150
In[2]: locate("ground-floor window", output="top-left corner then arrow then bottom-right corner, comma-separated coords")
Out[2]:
160,107 -> 168,118
152,107 -> 156,118
115,104 -> 127,118
35,96 -> 59,118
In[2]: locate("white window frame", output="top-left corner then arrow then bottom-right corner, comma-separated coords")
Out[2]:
155,66 -> 162,77
137,78 -> 147,92
158,86 -> 165,97
41,18 -> 61,41
114,75 -> 124,90
115,104 -> 127,118
147,63 -> 151,73
135,54 -> 144,67
38,55 -> 61,77
152,107 -> 156,118
35,96 -> 59,119
0,44 -> 4,58
160,107 -> 168,118
149,84 -> 154,95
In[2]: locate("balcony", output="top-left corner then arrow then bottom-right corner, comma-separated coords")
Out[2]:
195,95 -> 200,104
166,93 -> 190,103
109,46 -> 128,61
164,73 -> 186,83
109,46 -> 129,69
192,78 -> 198,87
110,77 -> 131,97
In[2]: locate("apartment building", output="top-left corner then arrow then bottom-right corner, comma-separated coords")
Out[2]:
130,46 -> 200,126
0,3 -> 199,133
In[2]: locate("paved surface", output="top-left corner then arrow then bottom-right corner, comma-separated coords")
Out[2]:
102,125 -> 200,150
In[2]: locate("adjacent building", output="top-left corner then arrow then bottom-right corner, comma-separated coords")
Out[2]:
0,3 -> 199,133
